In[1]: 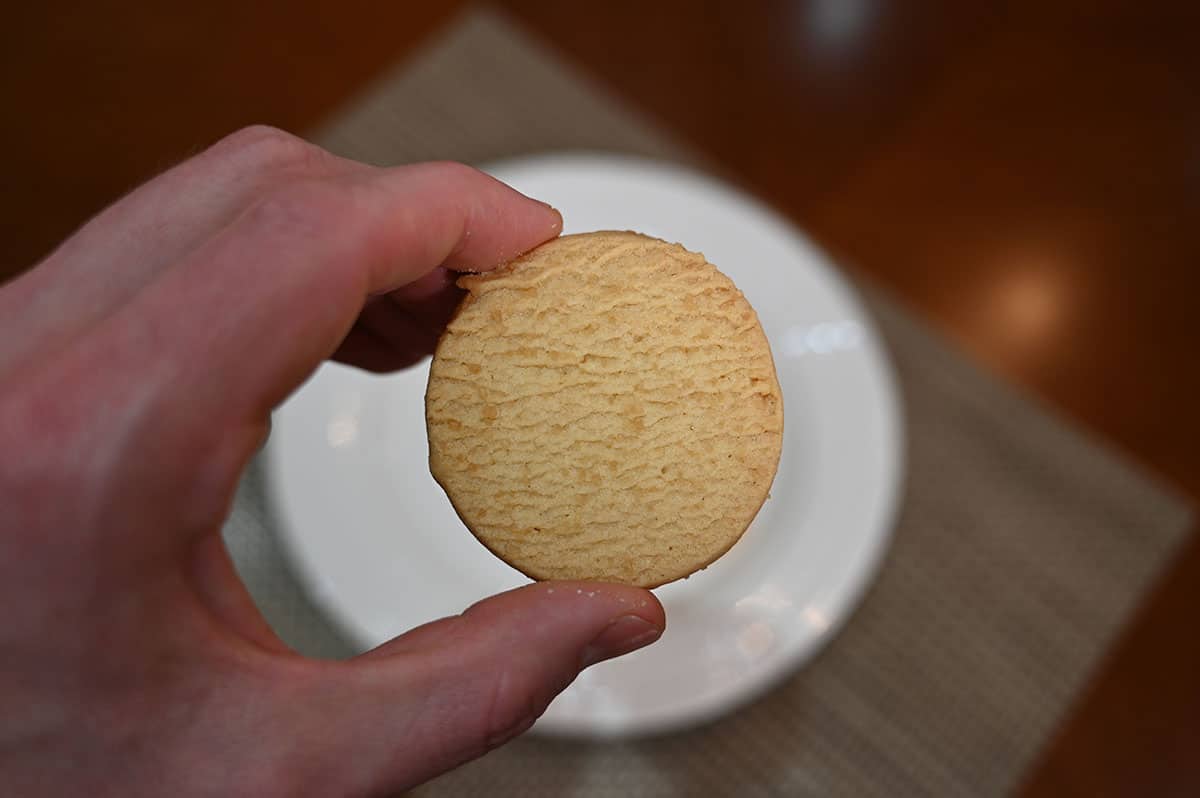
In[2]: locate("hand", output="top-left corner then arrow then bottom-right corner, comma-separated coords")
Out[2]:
0,126 -> 665,797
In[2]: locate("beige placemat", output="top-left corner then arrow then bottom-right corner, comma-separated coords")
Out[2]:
223,8 -> 1193,797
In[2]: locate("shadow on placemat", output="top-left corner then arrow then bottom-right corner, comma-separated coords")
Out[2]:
222,8 -> 1194,798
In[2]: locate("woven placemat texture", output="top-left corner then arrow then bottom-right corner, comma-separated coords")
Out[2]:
222,9 -> 1193,796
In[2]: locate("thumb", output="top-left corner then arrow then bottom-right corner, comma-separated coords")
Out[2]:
288,582 -> 664,795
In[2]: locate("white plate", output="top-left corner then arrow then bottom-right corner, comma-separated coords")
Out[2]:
266,154 -> 904,738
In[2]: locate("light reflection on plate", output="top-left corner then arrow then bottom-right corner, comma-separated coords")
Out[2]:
266,154 -> 903,738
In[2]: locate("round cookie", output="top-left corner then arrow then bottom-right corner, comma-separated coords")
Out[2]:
425,231 -> 783,588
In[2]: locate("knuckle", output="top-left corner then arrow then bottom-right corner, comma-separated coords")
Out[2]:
207,124 -> 326,175
419,160 -> 483,184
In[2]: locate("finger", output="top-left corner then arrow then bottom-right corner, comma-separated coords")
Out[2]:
355,297 -> 442,363
332,268 -> 468,368
103,161 -> 561,428
386,265 -> 466,332
330,325 -> 425,373
289,583 -> 664,796
0,126 -> 351,375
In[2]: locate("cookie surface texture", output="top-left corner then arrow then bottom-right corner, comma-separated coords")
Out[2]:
425,231 -> 783,588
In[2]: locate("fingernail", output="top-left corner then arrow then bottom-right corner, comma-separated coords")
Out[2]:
538,201 -> 563,229
581,615 -> 662,669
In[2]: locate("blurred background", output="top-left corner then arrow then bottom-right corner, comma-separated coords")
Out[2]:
3,1 -> 1197,794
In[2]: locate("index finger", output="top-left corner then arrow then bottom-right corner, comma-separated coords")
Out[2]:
93,160 -> 561,430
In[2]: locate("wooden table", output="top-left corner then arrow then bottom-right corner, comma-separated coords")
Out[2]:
3,2 -> 1197,793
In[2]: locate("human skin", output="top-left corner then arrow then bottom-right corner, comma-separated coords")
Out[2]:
0,126 -> 665,798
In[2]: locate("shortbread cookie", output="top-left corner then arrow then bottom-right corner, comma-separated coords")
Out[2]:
425,231 -> 783,587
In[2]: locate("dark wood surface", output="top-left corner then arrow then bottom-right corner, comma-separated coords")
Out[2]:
3,2 -> 1197,794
